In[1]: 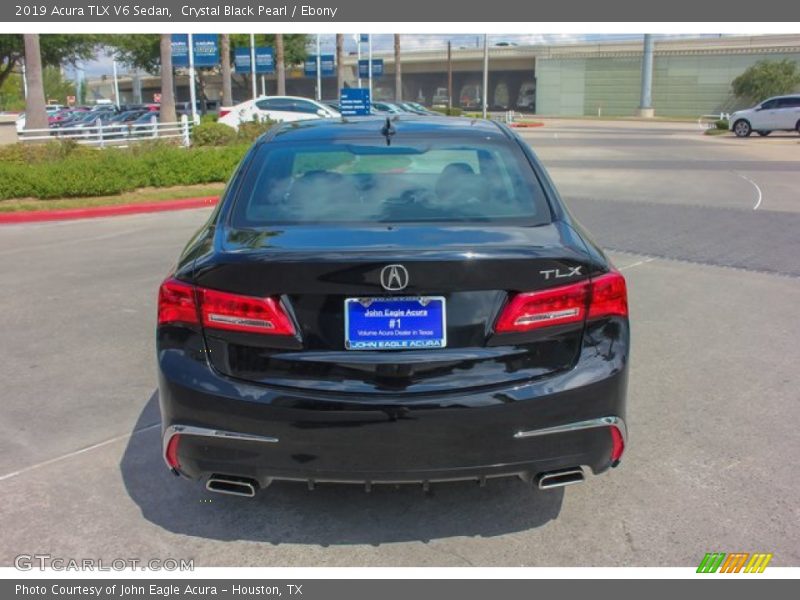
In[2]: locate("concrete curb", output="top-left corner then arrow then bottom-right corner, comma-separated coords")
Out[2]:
0,196 -> 220,225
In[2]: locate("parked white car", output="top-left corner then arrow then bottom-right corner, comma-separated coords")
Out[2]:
218,96 -> 339,129
729,95 -> 800,137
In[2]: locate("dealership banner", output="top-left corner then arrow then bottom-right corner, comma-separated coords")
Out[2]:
358,59 -> 384,78
170,34 -> 219,68
305,55 -> 335,77
169,34 -> 189,67
3,0 -> 790,22
233,47 -> 251,73
255,47 -> 275,74
191,34 -> 220,67
233,47 -> 274,73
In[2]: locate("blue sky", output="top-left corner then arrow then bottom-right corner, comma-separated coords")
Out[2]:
80,33 -> 717,77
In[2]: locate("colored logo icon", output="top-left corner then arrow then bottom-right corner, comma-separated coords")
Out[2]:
697,552 -> 773,573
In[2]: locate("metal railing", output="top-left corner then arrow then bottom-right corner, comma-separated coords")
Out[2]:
18,114 -> 195,147
698,112 -> 731,129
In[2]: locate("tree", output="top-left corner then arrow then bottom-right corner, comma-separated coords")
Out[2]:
275,34 -> 286,96
336,34 -> 344,92
0,66 -> 76,110
732,59 -> 800,104
229,35 -> 307,70
228,34 -> 308,97
42,67 -> 77,104
104,34 -> 160,72
106,34 -> 307,101
0,34 -> 99,91
220,34 -> 233,107
23,35 -> 48,131
0,72 -> 25,111
394,34 -> 402,102
159,35 -> 176,124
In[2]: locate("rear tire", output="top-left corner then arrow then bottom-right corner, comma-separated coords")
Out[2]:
733,120 -> 752,137
757,130 -> 770,136
796,121 -> 800,135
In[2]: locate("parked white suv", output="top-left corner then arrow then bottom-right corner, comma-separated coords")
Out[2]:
218,96 -> 339,129
729,95 -> 800,137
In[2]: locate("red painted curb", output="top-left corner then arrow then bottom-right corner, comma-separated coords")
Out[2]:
0,195 -> 220,225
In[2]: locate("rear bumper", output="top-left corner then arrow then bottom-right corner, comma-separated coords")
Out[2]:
158,319 -> 629,487
163,416 -> 626,486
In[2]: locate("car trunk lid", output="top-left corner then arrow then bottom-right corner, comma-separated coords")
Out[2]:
194,223 -> 595,395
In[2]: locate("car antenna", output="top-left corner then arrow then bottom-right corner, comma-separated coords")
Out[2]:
380,117 -> 396,146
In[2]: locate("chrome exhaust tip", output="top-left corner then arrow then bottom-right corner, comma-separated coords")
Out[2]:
536,468 -> 585,490
206,475 -> 259,497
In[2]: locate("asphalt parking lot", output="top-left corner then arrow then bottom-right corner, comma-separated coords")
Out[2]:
1,120 -> 798,567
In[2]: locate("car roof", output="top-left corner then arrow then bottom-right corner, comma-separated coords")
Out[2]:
253,95 -> 322,103
266,116 -> 506,143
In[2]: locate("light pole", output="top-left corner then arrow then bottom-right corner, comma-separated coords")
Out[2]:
316,34 -> 322,101
249,33 -> 257,100
187,33 -> 198,124
356,34 -> 362,88
75,64 -> 82,104
447,40 -> 452,111
368,34 -> 373,97
637,34 -> 655,118
112,60 -> 121,108
482,34 -> 489,120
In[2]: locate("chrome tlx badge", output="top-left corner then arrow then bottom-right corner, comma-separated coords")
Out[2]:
539,267 -> 583,280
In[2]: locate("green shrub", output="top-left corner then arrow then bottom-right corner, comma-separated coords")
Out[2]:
0,142 -> 249,201
715,119 -> 729,130
236,118 -> 275,143
0,139 -> 86,165
430,106 -> 463,117
192,121 -> 237,146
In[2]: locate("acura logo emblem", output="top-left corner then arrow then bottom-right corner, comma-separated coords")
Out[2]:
380,264 -> 409,291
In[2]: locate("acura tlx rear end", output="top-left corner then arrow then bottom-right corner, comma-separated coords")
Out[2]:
157,117 -> 628,497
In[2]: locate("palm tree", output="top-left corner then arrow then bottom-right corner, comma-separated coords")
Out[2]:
336,34 -> 344,93
275,34 -> 286,96
159,34 -> 177,123
22,34 -> 48,131
394,34 -> 402,103
220,34 -> 233,107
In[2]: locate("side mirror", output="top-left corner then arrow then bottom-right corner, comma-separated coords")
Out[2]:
317,108 -> 328,117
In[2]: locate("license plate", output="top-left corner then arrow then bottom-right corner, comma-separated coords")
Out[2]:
344,296 -> 447,350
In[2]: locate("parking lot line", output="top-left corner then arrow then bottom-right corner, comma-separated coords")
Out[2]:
733,172 -> 763,210
0,422 -> 160,483
618,257 -> 656,271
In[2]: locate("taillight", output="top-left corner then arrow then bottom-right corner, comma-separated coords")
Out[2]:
158,278 -> 199,326
218,109 -> 231,118
495,280 -> 590,333
494,269 -> 627,333
610,426 -> 625,464
197,287 -> 296,335
165,434 -> 181,470
158,277 -> 295,336
588,271 -> 628,319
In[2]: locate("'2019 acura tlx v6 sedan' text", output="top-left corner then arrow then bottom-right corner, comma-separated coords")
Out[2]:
157,116 -> 629,497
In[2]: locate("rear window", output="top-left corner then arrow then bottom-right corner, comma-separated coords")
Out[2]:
231,137 -> 551,226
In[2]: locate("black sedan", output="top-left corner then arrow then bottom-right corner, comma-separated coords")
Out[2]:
157,116 -> 629,497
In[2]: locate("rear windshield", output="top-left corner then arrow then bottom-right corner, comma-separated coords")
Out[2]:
231,137 -> 551,226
